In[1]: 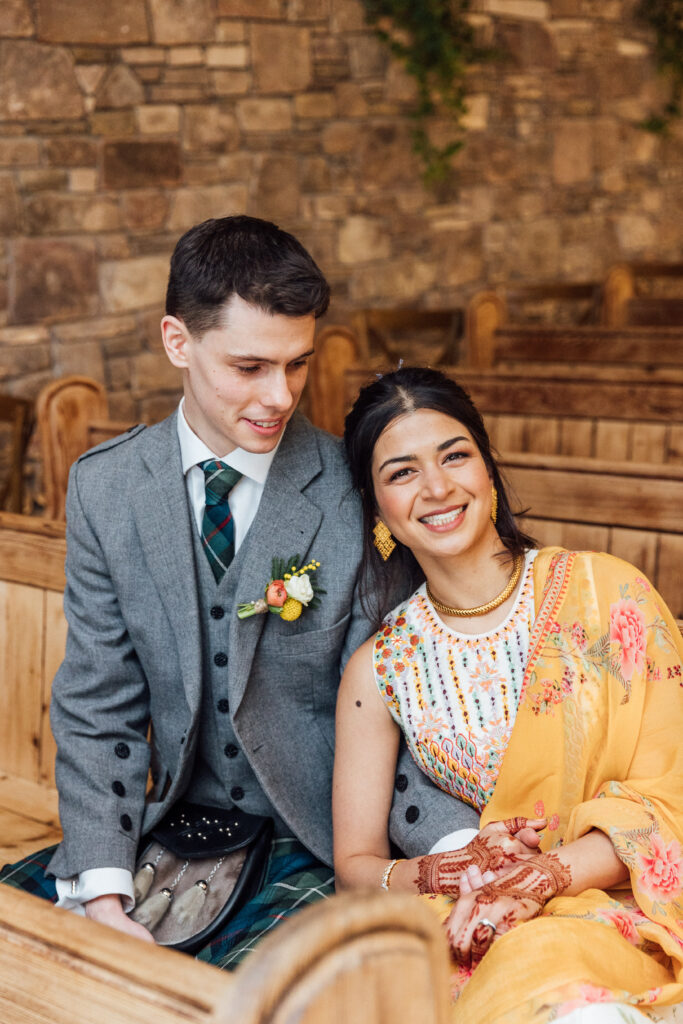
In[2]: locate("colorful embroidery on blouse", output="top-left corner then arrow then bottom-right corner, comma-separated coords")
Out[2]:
373,552 -> 537,812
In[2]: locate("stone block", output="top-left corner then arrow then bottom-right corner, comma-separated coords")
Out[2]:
103,140 -> 183,188
236,98 -> 292,132
359,123 -> 421,188
0,176 -> 22,235
217,0 -> 281,16
615,214 -> 656,254
553,120 -> 593,185
300,156 -> 331,192
132,352 -> 181,394
330,0 -> 365,32
206,44 -> 249,68
136,105 -> 182,134
334,82 -> 368,117
212,71 -> 251,95
349,257 -> 437,304
0,343 -> 51,379
100,255 -> 170,313
97,64 -> 144,109
45,137 -> 98,167
338,215 -> 391,264
122,190 -> 171,231
295,92 -> 336,119
74,64 -> 108,95
483,0 -> 548,19
140,393 -> 183,422
24,194 -> 121,234
19,169 -> 68,191
36,0 -> 149,44
0,138 -> 40,166
253,155 -> 299,221
321,121 -> 360,154
0,41 -> 84,121
167,183 -> 248,231
183,105 -> 240,152
461,94 -> 490,131
348,35 -> 386,78
0,325 -> 50,346
69,168 -> 98,192
168,46 -> 204,65
53,314 -> 138,342
148,0 -> 214,44
288,0 -> 329,18
148,85 -> 206,103
10,239 -> 99,324
215,21 -> 246,42
89,110 -> 137,136
252,25 -> 311,93
120,47 -> 166,64
54,340 -> 105,381
0,0 -> 33,37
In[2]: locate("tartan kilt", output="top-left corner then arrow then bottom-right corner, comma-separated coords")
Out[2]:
0,837 -> 333,971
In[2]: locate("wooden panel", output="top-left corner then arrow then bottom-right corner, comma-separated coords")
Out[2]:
502,457 -> 683,533
560,523 -> 609,552
0,581 -> 43,783
668,424 -> 683,463
493,326 -> 683,368
594,420 -> 630,461
524,416 -> 560,455
40,589 -> 66,787
494,415 -> 526,453
0,806 -> 62,864
519,518 -> 565,547
0,513 -> 66,590
654,535 -> 683,620
0,886 -> 231,1024
631,423 -> 668,465
608,529 -> 658,583
559,419 -> 593,457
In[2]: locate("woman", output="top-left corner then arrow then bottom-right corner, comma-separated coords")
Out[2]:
333,367 -> 683,1023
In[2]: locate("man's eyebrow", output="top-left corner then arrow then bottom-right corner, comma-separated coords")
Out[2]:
229,348 -> 315,363
378,436 -> 468,473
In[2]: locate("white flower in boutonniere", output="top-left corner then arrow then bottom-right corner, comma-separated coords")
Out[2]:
237,554 -> 324,623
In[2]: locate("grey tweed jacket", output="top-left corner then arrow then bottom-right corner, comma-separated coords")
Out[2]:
48,411 -> 478,879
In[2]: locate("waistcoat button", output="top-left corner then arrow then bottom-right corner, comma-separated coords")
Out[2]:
214,652 -> 228,667
112,780 -> 125,796
230,786 -> 244,801
405,805 -> 419,824
217,698 -> 230,713
395,774 -> 408,793
115,742 -> 130,759
120,814 -> 132,831
210,606 -> 225,619
224,743 -> 239,758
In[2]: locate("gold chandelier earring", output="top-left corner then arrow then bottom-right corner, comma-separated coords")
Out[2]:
490,484 -> 498,525
373,521 -> 396,561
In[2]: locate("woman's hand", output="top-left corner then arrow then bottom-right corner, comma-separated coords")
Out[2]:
444,852 -> 572,967
417,817 -> 546,897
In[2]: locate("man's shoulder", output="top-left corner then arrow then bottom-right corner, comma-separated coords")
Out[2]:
76,423 -> 148,464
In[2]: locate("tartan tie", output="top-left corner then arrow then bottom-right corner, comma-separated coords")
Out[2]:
199,460 -> 243,583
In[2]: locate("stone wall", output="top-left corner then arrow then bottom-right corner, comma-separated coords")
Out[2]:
1,0 -> 682,508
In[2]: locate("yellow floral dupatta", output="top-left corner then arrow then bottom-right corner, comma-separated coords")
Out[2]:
446,547 -> 683,1023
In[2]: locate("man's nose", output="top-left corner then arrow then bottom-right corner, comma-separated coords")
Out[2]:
263,371 -> 292,411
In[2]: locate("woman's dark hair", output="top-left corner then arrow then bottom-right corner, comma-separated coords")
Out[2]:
343,366 -> 537,629
166,215 -> 330,337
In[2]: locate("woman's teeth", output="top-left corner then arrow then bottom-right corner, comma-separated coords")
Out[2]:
421,506 -> 465,525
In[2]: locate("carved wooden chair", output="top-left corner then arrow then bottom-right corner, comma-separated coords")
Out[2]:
0,394 -> 34,514
36,376 -> 135,520
351,308 -> 462,365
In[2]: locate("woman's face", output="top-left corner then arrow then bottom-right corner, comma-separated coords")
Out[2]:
371,408 -> 497,565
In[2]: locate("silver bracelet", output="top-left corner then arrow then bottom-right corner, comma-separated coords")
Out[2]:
380,858 -> 401,891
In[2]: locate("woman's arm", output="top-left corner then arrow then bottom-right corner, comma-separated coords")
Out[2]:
445,828 -> 629,965
333,642 -> 545,893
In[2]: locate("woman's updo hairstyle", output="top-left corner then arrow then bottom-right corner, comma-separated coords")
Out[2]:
343,366 -> 536,628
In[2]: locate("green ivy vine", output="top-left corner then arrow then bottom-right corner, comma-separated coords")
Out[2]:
359,0 -> 490,185
635,0 -> 683,133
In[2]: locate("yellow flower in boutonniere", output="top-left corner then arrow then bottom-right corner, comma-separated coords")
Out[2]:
237,555 -> 324,623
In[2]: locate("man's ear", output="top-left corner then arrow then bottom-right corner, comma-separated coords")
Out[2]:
161,315 -> 192,369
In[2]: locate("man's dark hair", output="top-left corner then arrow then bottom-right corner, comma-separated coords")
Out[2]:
166,215 -> 330,336
343,366 -> 537,629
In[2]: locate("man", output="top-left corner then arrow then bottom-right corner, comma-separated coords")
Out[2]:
2,216 -> 478,967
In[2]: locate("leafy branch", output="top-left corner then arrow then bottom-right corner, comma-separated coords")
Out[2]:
359,0 -> 491,185
635,0 -> 683,133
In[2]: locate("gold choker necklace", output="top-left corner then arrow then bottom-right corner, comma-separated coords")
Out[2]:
426,553 -> 525,618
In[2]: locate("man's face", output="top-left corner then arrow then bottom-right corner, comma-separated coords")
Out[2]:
164,294 -> 316,454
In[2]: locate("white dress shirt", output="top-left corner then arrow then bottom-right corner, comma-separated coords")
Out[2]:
55,401 -> 279,912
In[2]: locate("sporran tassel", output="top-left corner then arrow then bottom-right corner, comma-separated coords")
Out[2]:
133,887 -> 173,930
170,879 -> 207,928
133,862 -> 156,904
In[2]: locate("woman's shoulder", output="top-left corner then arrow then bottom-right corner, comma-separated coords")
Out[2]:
535,546 -> 652,589
378,586 -> 424,633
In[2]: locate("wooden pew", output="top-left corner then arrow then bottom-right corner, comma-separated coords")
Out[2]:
37,376 -> 135,520
466,290 -> 683,370
603,262 -> 683,328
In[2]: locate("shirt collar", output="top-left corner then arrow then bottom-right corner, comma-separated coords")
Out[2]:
176,398 -> 280,484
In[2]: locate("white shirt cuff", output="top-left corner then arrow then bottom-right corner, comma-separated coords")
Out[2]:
428,827 -> 479,855
55,868 -> 135,915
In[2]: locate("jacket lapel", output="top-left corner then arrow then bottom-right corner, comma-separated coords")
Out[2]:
132,413 -> 203,713
228,415 -> 324,714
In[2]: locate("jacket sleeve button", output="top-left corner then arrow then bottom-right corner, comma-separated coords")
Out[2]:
115,742 -> 130,759
405,805 -> 419,824
395,773 -> 408,792
120,814 -> 133,831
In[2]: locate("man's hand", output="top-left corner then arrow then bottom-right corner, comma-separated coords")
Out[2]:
84,894 -> 155,943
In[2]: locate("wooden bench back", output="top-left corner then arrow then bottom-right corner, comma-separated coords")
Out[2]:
0,394 -> 34,514
603,262 -> 683,328
351,308 -> 462,365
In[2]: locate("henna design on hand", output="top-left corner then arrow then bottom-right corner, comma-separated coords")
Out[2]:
416,823 -> 545,896
503,817 -> 529,833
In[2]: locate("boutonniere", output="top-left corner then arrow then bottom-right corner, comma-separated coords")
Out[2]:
238,555 -> 325,623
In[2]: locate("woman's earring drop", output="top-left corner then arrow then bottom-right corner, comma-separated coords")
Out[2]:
373,521 -> 396,561
490,485 -> 498,525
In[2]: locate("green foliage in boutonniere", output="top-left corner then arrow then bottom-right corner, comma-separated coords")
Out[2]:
237,555 -> 325,623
